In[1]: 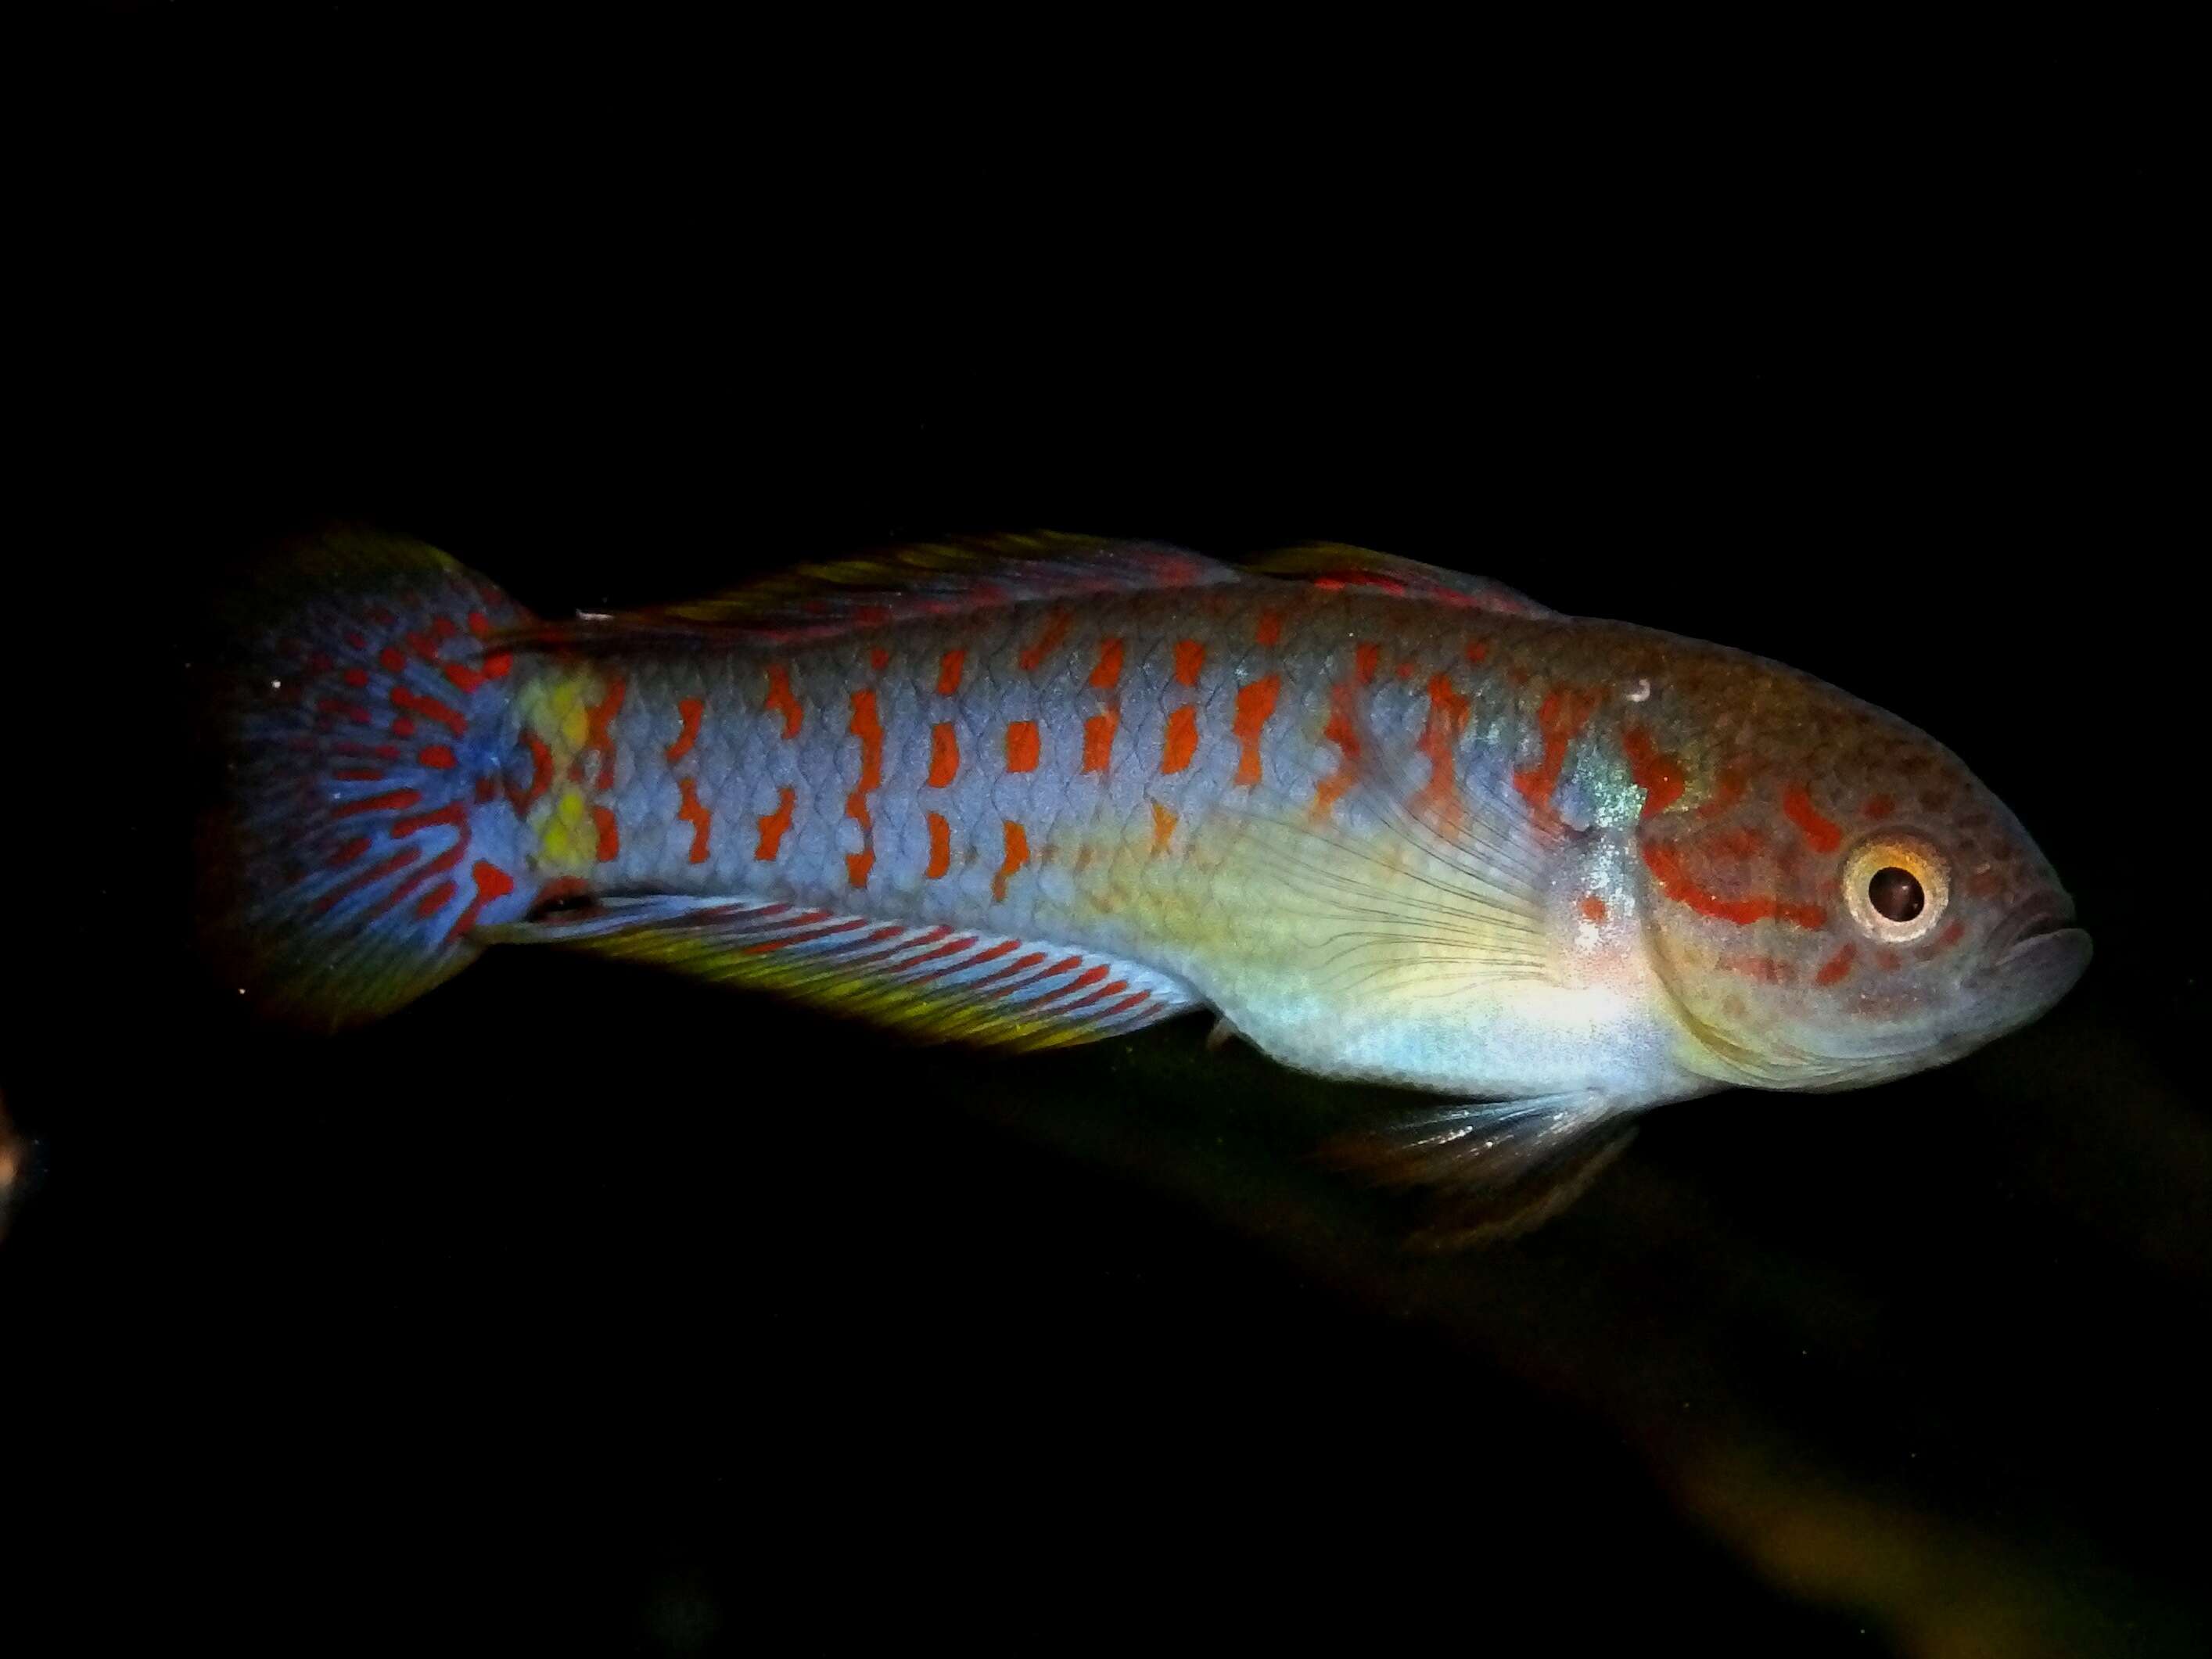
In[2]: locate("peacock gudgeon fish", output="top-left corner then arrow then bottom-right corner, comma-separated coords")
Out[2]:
210,531 -> 2090,1233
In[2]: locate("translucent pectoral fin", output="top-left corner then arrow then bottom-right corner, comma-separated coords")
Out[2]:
1324,1091 -> 1641,1247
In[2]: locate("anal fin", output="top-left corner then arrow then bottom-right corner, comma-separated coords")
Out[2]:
484,896 -> 1199,1053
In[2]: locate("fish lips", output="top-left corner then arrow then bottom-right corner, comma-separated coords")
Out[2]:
1967,895 -> 2092,1026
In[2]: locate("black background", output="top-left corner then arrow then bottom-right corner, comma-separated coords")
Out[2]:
13,13 -> 2203,1655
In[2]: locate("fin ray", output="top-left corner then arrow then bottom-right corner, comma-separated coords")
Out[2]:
1246,544 -> 1553,616
495,896 -> 1201,1052
1324,1091 -> 1639,1245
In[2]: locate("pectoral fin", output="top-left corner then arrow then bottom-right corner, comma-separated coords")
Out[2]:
1324,1091 -> 1640,1247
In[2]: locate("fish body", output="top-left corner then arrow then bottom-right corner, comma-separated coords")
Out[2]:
212,533 -> 2088,1230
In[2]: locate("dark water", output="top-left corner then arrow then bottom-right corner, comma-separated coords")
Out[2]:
19,22 -> 2199,1654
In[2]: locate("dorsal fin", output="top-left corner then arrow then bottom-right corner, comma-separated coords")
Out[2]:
497,533 -> 1243,650
1245,544 -> 1553,616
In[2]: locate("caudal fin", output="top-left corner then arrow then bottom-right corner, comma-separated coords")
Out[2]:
205,529 -> 537,1028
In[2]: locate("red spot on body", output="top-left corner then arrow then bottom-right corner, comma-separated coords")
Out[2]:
1718,953 -> 1797,985
329,836 -> 370,867
343,668 -> 369,688
994,821 -> 1031,900
582,677 -> 626,791
1150,800 -> 1176,855
937,649 -> 965,695
1018,611 -> 1072,673
925,812 -> 951,879
1090,639 -> 1124,690
1641,841 -> 1828,929
592,805 -> 619,862
1711,826 -> 1766,860
1781,784 -> 1843,853
869,646 -> 890,673
418,745 -> 456,770
1354,643 -> 1380,684
1815,943 -> 1857,986
928,722 -> 960,787
680,777 -> 719,863
442,662 -> 487,695
1465,639 -> 1489,664
846,688 -> 883,824
1622,727 -> 1685,821
1579,895 -> 1607,923
1232,674 -> 1280,786
764,664 -> 803,738
1083,710 -> 1119,773
511,731 -> 552,815
1005,720 -> 1040,773
1255,610 -> 1283,648
1174,640 -> 1205,687
445,859 -> 515,941
1698,767 -> 1747,819
1512,686 -> 1599,829
1313,682 -> 1362,819
1916,919 -> 1966,959
379,646 -> 408,673
1417,672 -> 1474,826
414,879 -> 458,919
666,697 -> 703,763
845,689 -> 883,885
331,767 -> 386,782
1161,706 -> 1198,773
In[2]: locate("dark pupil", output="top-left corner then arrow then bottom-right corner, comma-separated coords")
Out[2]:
1869,867 -> 1924,923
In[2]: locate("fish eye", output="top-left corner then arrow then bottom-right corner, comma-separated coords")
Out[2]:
1842,835 -> 1950,945
1868,866 -> 1923,923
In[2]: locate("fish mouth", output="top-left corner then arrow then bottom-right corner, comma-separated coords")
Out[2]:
1969,893 -> 2092,1011
1980,894 -> 2083,965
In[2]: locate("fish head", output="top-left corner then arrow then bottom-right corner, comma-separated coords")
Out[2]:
1630,665 -> 2089,1093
